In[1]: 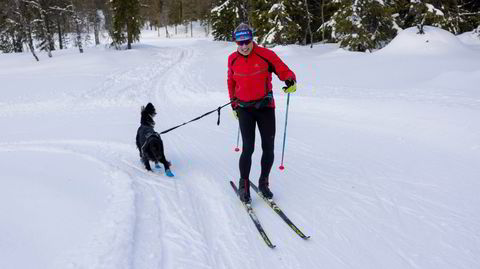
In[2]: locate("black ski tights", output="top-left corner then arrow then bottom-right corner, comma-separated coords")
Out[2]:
237,107 -> 275,180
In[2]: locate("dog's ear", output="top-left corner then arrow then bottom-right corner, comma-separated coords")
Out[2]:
145,103 -> 156,116
141,105 -> 145,113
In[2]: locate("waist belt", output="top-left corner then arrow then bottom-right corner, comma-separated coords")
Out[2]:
238,92 -> 273,109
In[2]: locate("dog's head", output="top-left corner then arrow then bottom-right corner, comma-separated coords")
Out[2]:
141,103 -> 156,126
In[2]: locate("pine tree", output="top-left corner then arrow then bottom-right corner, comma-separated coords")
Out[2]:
409,1 -> 456,34
70,0 -> 84,53
330,0 -> 396,52
210,0 -> 243,41
110,0 -> 142,49
314,0 -> 342,43
455,0 -> 480,33
12,0 -> 39,60
250,0 -> 272,43
303,0 -> 314,47
260,1 -> 301,46
0,1 -> 20,53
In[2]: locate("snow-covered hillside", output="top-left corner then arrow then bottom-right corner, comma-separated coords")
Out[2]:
1,26 -> 480,269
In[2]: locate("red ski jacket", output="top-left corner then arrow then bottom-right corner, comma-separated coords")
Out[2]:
228,43 -> 296,109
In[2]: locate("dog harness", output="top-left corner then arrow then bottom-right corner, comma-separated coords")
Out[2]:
140,131 -> 161,156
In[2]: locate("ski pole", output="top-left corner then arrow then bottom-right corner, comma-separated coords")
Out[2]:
279,93 -> 291,170
235,125 -> 240,152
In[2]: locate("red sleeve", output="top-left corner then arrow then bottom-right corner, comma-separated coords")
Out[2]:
227,53 -> 237,102
264,49 -> 296,82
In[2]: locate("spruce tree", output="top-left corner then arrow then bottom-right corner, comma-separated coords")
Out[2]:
315,0 -> 342,43
410,1 -> 457,34
110,0 -> 142,49
250,0 -> 271,43
0,2 -> 17,53
455,0 -> 480,33
330,0 -> 396,52
260,1 -> 301,46
210,0 -> 243,41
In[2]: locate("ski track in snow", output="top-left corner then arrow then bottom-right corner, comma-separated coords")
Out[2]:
2,39 -> 480,269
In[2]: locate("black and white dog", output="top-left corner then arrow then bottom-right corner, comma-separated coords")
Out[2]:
136,103 -> 174,176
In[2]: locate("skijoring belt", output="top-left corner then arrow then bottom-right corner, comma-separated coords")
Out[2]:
237,92 -> 273,109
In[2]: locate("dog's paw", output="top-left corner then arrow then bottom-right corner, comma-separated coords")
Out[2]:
165,169 -> 175,177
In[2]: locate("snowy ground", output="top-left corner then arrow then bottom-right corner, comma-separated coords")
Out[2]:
1,25 -> 480,269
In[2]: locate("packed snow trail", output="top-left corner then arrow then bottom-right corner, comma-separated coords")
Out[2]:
1,27 -> 480,269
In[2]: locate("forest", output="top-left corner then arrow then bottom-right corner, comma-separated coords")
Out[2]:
1,0 -> 479,59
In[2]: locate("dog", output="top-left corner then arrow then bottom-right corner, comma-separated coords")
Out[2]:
136,103 -> 174,176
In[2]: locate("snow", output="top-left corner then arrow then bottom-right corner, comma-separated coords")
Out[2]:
377,26 -> 472,55
211,0 -> 230,14
425,3 -> 444,16
1,25 -> 480,269
457,30 -> 480,48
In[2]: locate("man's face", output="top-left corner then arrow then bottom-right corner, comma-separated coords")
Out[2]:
237,39 -> 253,56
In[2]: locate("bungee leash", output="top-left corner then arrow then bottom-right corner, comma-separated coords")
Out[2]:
159,101 -> 232,135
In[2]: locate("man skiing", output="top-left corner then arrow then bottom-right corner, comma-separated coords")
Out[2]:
227,23 -> 297,203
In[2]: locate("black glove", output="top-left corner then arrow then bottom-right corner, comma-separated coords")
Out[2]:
285,79 -> 295,87
282,79 -> 296,93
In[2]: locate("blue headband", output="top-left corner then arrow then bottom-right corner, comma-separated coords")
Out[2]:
234,30 -> 253,41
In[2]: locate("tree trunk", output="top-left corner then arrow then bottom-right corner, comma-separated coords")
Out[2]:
25,20 -> 38,60
190,21 -> 193,37
454,0 -> 461,34
27,29 -> 39,61
70,1 -> 83,53
74,15 -> 84,53
57,18 -> 63,50
417,13 -> 427,34
38,7 -> 52,57
321,0 -> 325,41
94,11 -> 100,45
15,0 -> 39,61
304,0 -> 313,48
205,20 -> 210,37
127,23 -> 132,49
13,32 -> 23,52
45,13 -> 55,51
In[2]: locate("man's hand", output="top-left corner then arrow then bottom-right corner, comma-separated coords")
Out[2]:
282,79 -> 296,93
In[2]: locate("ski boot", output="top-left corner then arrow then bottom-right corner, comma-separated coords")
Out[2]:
238,178 -> 251,204
258,177 -> 273,199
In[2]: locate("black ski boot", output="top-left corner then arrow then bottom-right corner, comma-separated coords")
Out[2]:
258,177 -> 273,199
238,178 -> 251,203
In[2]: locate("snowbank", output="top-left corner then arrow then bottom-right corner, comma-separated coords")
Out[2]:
457,30 -> 480,46
377,26 -> 471,55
